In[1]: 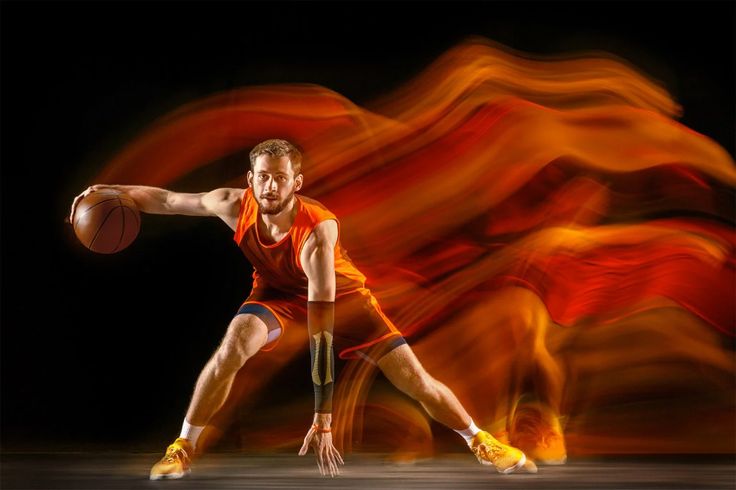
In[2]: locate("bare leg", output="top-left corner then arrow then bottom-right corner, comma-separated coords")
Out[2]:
377,343 -> 535,474
377,343 -> 471,430
185,314 -> 269,426
150,314 -> 270,480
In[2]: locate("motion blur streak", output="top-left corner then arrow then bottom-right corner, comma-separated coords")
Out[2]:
94,39 -> 735,455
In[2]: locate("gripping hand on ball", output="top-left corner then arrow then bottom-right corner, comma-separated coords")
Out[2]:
68,184 -> 118,224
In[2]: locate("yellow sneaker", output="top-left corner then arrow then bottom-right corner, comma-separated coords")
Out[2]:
149,438 -> 193,480
510,402 -> 567,465
470,430 -> 529,474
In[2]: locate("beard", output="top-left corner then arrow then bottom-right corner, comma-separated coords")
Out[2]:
258,190 -> 295,215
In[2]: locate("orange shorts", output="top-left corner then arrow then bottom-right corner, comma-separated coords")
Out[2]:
236,288 -> 406,364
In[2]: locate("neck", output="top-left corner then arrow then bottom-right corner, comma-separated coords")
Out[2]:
260,195 -> 298,231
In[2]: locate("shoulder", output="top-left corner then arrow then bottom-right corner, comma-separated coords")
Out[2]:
296,194 -> 338,246
309,219 -> 338,247
300,219 -> 337,269
294,194 -> 339,265
297,195 -> 338,250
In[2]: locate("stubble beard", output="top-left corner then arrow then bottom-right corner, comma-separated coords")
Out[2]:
259,190 -> 295,215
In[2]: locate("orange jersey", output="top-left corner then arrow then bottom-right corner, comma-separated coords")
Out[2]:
233,188 -> 367,297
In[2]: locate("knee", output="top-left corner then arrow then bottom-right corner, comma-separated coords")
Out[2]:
212,317 -> 266,377
212,341 -> 247,378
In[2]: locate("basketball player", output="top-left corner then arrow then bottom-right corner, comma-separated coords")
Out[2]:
69,139 -> 536,479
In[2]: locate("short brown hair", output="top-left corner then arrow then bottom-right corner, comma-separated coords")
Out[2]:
249,139 -> 302,174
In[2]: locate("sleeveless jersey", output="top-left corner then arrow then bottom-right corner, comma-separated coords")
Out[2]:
233,188 -> 367,298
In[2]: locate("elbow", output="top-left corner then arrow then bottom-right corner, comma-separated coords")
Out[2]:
127,192 -> 153,214
160,192 -> 178,214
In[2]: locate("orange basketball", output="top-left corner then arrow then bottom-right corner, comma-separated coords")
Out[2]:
73,190 -> 140,254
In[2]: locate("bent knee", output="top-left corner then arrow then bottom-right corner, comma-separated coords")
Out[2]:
213,315 -> 269,375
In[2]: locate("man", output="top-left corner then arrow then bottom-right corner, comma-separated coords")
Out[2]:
69,139 -> 535,479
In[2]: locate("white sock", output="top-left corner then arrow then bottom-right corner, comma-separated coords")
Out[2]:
454,420 -> 481,445
180,420 -> 205,449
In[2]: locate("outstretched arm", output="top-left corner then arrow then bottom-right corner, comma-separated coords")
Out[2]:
298,219 -> 344,476
69,185 -> 244,231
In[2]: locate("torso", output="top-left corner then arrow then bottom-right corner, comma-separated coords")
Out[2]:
233,188 -> 367,298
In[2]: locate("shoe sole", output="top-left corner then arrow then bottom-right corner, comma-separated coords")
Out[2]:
149,468 -> 191,481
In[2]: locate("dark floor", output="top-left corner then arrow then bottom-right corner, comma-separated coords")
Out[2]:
2,452 -> 735,490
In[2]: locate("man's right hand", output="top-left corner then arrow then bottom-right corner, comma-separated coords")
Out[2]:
68,184 -> 118,224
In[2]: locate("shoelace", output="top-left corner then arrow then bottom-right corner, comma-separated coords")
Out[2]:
164,445 -> 189,464
472,440 -> 504,464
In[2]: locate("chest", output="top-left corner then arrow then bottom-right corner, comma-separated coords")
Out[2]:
260,227 -> 290,245
239,226 -> 305,280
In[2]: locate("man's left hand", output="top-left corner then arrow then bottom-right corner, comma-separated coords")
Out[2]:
298,415 -> 344,477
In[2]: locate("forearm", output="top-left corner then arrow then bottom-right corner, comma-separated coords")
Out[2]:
298,224 -> 343,476
308,300 -> 335,414
101,185 -> 175,215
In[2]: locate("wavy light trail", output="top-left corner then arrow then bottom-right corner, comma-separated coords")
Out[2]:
92,39 -> 735,456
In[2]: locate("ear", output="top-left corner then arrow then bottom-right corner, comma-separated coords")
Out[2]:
295,173 -> 303,192
246,170 -> 253,188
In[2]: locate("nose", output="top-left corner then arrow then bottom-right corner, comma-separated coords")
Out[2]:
267,177 -> 278,191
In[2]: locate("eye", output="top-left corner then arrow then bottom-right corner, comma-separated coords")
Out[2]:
258,174 -> 268,181
278,176 -> 287,182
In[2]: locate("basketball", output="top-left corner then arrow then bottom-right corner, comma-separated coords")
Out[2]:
73,190 -> 141,254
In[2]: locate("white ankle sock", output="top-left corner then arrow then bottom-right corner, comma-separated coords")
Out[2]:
180,420 -> 205,449
454,420 -> 481,445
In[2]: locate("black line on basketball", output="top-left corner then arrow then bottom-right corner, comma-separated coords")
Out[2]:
113,198 -> 125,253
118,195 -> 136,206
123,205 -> 140,230
89,206 -> 119,251
128,203 -> 141,227
73,197 -> 120,228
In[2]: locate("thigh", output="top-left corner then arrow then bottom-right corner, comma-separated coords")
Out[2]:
221,313 -> 270,358
334,290 -> 407,364
236,289 -> 307,352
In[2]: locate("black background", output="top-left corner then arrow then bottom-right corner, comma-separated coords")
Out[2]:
1,1 -> 734,450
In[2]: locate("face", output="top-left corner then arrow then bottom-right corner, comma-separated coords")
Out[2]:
247,155 -> 303,215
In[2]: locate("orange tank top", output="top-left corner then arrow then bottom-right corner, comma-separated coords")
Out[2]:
233,188 -> 367,297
